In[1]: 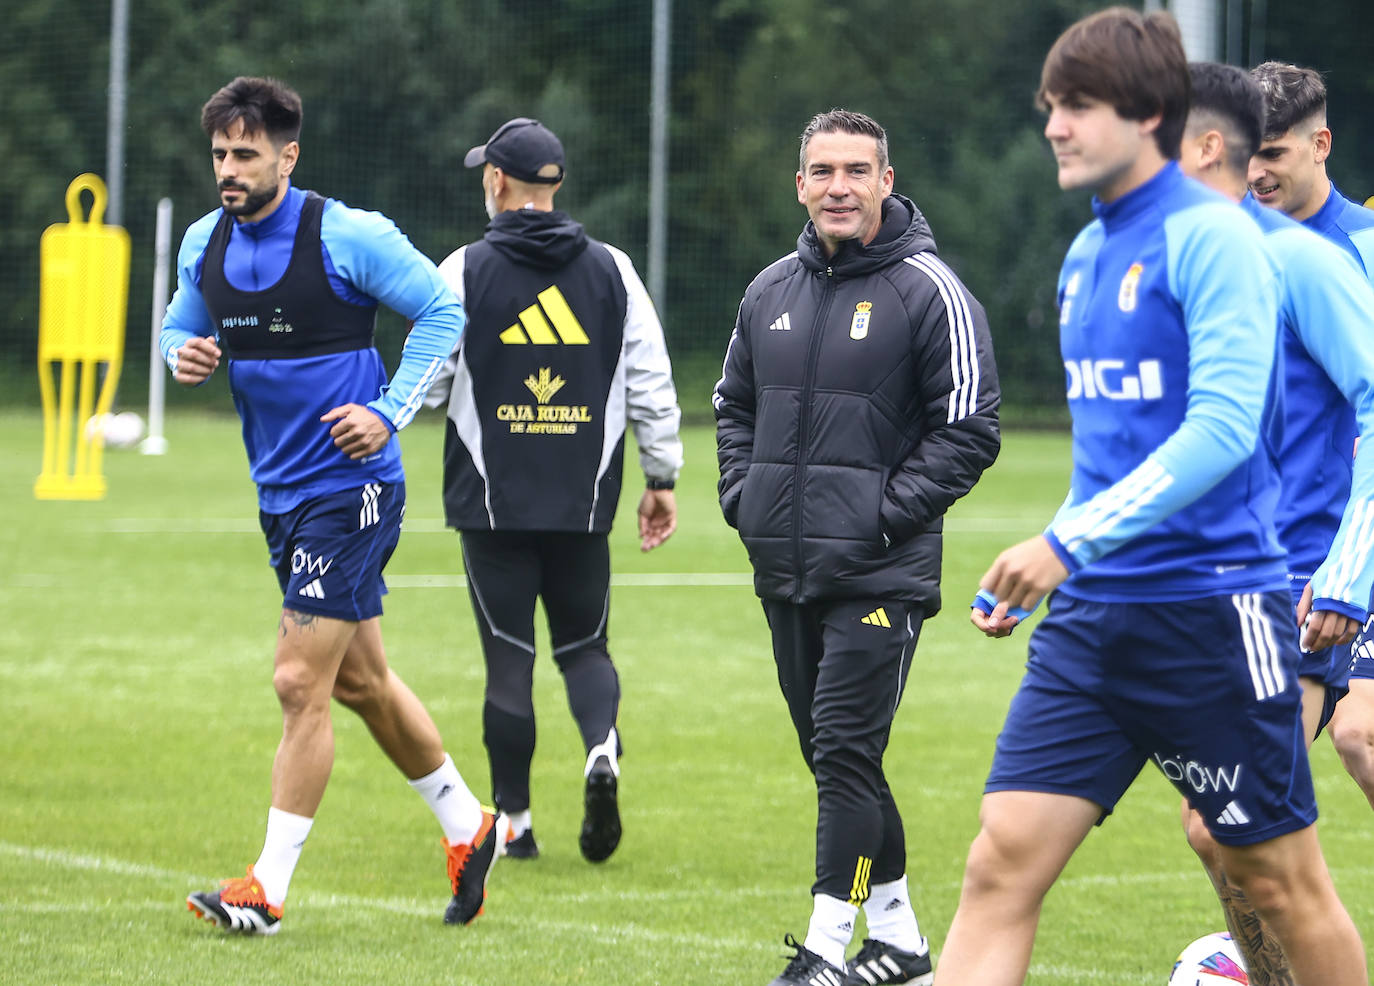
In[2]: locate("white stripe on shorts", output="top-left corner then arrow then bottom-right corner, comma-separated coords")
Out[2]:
1231,592 -> 1285,700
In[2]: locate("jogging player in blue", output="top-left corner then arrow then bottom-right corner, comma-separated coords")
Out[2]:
1250,59 -> 1374,820
933,10 -> 1366,986
161,77 -> 500,935
1176,60 -> 1374,985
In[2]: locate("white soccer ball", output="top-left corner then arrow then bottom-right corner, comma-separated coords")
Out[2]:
1168,932 -> 1248,985
85,411 -> 146,449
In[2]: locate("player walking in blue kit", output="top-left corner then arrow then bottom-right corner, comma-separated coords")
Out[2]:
1250,59 -> 1374,818
932,10 -> 1366,986
161,77 -> 500,934
1175,61 -> 1374,983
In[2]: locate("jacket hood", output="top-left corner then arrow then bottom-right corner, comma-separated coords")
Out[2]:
797,193 -> 935,276
484,208 -> 589,269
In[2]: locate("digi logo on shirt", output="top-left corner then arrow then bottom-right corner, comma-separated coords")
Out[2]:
1064,358 -> 1164,401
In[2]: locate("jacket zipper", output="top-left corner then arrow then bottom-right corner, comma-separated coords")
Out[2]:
792,266 -> 836,600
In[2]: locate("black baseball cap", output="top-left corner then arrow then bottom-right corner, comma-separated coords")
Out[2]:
464,118 -> 565,184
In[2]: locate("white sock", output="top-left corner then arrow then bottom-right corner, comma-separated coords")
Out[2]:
804,893 -> 858,969
863,876 -> 928,954
584,726 -> 620,777
252,806 -> 314,907
408,753 -> 483,845
506,809 -> 532,839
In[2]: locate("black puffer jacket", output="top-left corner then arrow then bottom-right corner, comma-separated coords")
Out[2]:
714,194 -> 1001,611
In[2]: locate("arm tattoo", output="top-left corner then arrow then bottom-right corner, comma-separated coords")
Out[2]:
1213,871 -> 1295,986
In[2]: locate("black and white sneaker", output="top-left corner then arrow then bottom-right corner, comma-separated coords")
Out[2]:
186,866 -> 282,936
843,939 -> 933,985
768,933 -> 846,986
579,755 -> 621,862
504,828 -> 539,859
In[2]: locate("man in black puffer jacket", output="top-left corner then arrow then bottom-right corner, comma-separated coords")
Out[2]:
714,109 -> 1000,986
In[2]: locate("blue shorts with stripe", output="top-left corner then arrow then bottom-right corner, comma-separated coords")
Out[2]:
1349,615 -> 1374,682
986,589 -> 1315,846
1290,582 -> 1353,733
260,482 -> 404,622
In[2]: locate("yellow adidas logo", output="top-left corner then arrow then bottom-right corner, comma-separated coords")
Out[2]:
860,607 -> 891,628
500,285 -> 590,345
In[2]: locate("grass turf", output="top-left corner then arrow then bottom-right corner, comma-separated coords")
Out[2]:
2,409 -> 1371,984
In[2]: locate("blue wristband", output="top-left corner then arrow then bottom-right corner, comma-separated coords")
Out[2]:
972,589 -> 1035,622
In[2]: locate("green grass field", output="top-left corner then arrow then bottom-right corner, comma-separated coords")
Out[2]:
4,410 -> 1372,985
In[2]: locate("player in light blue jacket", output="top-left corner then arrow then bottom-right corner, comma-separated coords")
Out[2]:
934,11 -> 1366,986
1175,60 -> 1374,984
1251,60 -> 1374,821
162,77 -> 500,937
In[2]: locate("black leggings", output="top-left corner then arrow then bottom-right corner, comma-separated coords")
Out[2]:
461,530 -> 621,813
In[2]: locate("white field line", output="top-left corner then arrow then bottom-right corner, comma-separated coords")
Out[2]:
9,840 -> 1364,982
104,517 -> 1041,535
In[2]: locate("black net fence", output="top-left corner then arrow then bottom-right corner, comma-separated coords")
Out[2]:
4,0 -> 1373,419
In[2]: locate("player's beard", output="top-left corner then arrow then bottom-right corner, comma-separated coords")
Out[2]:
221,180 -> 279,218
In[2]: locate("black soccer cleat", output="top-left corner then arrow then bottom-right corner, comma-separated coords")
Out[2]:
579,755 -> 621,862
504,827 -> 540,859
186,866 -> 282,936
442,809 -> 501,925
842,938 -> 933,985
768,933 -> 846,986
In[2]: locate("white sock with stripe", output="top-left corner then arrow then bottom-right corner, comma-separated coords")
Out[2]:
804,893 -> 858,970
408,753 -> 484,845
862,876 -> 928,954
252,806 -> 314,907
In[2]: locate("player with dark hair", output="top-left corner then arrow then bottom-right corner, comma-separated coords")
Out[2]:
934,10 -> 1366,985
1179,58 -> 1374,985
161,76 -> 500,934
716,107 -> 1000,985
1250,60 -> 1374,825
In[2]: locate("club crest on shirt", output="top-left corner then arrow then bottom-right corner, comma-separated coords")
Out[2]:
850,301 -> 873,340
1118,263 -> 1144,312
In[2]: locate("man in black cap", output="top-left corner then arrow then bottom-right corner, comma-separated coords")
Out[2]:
427,118 -> 683,863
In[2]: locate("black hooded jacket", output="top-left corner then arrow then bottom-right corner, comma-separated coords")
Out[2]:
428,208 -> 683,533
713,194 -> 1001,611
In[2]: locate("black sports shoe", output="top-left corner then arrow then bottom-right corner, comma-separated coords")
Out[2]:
579,755 -> 621,862
504,828 -> 539,859
442,809 -> 501,925
768,933 -> 845,986
186,866 -> 282,936
842,939 -> 933,985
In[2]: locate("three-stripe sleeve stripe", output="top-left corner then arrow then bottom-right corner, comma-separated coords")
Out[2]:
1053,460 -> 1174,558
1231,593 -> 1285,700
904,255 -> 977,424
1323,498 -> 1374,602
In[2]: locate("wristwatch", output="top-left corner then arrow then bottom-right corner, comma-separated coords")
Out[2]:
646,477 -> 676,491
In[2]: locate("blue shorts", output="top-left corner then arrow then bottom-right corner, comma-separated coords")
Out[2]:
986,590 -> 1315,846
260,482 -> 404,621
1290,583 -> 1353,733
1349,615 -> 1374,682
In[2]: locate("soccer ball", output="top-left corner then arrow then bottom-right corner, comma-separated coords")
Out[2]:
85,411 -> 146,449
1168,932 -> 1248,985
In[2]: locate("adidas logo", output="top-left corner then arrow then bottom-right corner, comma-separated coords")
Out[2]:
1215,800 -> 1250,826
808,968 -> 843,986
838,921 -> 853,934
768,312 -> 792,332
500,285 -> 590,345
298,578 -> 326,600
436,783 -> 454,800
860,607 -> 891,628
884,897 -> 905,912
